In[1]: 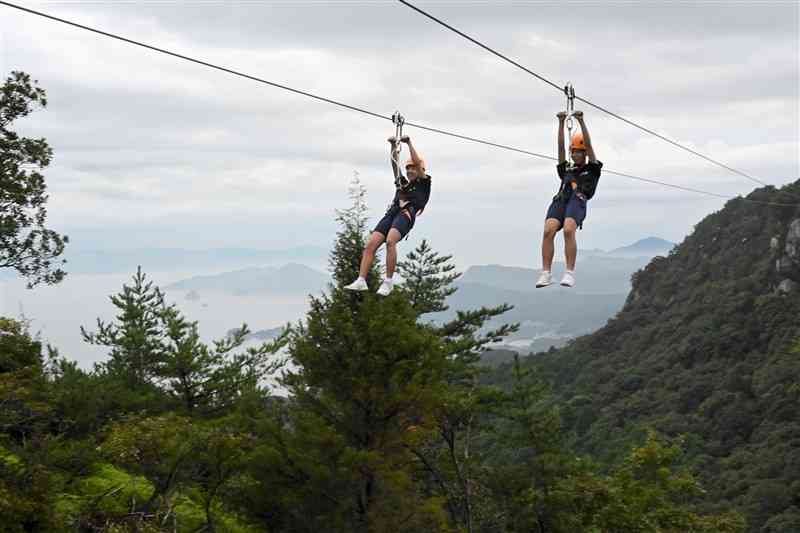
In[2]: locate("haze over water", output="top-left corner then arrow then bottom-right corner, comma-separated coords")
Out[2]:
0,268 -> 310,369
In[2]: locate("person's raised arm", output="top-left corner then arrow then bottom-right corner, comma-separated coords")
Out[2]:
574,111 -> 597,164
388,136 -> 400,178
401,135 -> 426,180
557,111 -> 567,164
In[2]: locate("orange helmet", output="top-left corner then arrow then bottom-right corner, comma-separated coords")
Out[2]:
405,158 -> 426,171
570,132 -> 586,151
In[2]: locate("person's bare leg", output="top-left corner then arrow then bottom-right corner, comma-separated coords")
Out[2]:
563,218 -> 578,271
541,218 -> 561,271
359,232 -> 386,278
385,228 -> 403,278
376,228 -> 404,295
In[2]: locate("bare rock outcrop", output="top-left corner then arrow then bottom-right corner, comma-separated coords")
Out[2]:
775,218 -> 800,293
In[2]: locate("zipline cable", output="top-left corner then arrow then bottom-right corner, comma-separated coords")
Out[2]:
0,1 -> 554,162
0,2 -> 390,122
395,0 -> 782,191
1,1 -> 796,208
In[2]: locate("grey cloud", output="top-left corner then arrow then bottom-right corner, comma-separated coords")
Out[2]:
1,0 -> 797,260
67,1 -> 799,48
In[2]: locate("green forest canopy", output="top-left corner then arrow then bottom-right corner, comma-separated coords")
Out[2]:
0,179 -> 756,532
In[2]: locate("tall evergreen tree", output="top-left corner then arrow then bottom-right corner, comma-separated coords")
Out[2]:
263,204 -> 525,531
283,293 -> 450,530
257,182 -> 456,531
83,267 -> 287,413
329,172 -> 381,290
0,71 -> 67,287
81,267 -> 167,388
397,239 -> 459,315
397,239 -> 519,531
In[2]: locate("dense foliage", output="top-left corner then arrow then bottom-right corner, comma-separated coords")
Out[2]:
0,71 -> 67,287
513,180 -> 800,532
0,178 -> 747,531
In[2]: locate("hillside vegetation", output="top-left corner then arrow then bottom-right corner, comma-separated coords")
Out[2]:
520,181 -> 800,532
0,183 -> 748,532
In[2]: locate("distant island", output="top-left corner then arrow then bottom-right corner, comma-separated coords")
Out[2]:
167,263 -> 330,295
226,326 -> 287,342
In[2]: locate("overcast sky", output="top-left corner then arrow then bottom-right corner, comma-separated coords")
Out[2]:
1,0 -> 798,268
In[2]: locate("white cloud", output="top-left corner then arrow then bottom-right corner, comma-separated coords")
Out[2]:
0,0 -> 796,262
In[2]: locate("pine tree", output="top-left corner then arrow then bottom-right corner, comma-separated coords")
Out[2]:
0,71 -> 68,287
283,294 -> 449,530
83,267 -> 287,413
158,308 -> 287,415
261,181 -> 454,531
397,240 -> 520,531
329,172 -> 381,289
274,228 -> 525,531
481,355 -> 567,532
397,239 -> 460,315
81,267 -> 167,388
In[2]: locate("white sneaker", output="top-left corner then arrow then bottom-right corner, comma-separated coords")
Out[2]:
376,278 -> 394,296
560,271 -> 576,288
344,277 -> 368,291
535,271 -> 552,288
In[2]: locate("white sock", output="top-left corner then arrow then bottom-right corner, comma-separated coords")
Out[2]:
566,269 -> 574,275
384,276 -> 393,283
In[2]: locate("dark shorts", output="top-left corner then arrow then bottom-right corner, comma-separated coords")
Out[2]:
374,204 -> 417,238
545,193 -> 587,228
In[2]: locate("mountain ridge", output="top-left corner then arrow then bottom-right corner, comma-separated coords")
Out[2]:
607,236 -> 676,257
59,246 -> 330,274
166,263 -> 330,295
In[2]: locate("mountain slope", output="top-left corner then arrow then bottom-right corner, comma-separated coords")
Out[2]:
166,263 -> 330,295
443,281 -> 626,339
607,236 -> 676,258
461,257 -> 650,295
518,182 -> 800,531
60,246 -> 329,274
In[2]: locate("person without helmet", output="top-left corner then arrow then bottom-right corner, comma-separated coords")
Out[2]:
344,135 -> 431,296
536,110 -> 602,288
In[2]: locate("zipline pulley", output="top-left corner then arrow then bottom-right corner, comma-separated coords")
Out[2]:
391,111 -> 408,188
564,83 -> 576,167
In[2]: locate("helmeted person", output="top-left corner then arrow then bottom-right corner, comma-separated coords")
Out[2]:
536,110 -> 602,288
345,135 -> 431,296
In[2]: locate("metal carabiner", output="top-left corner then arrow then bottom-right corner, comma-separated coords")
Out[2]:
391,111 -> 405,160
564,83 -> 575,133
392,111 -> 405,131
391,111 -> 407,188
563,84 -> 576,168
392,111 -> 405,142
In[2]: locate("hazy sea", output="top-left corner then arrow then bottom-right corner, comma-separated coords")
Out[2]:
0,269 -> 313,369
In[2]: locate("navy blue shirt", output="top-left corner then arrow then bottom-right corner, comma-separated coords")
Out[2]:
394,174 -> 432,211
556,161 -> 602,200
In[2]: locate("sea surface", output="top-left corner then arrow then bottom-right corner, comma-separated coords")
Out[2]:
0,269 -> 312,369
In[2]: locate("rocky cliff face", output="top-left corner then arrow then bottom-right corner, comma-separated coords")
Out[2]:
774,218 -> 800,293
